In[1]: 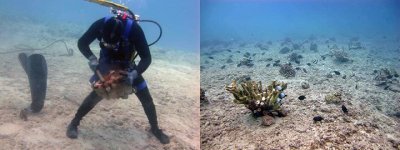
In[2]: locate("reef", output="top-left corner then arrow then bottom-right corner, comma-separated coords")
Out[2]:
324,91 -> 343,104
225,80 -> 288,126
301,82 -> 310,89
279,63 -> 296,78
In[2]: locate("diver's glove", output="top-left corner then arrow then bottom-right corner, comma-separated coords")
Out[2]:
88,55 -> 98,72
127,69 -> 138,84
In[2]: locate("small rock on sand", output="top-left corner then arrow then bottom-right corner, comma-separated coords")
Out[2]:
262,115 -> 275,126
301,82 -> 310,89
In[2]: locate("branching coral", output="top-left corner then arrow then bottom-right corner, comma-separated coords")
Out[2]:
225,80 -> 288,125
279,63 -> 296,78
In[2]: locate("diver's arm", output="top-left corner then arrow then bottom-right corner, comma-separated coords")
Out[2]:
132,22 -> 151,75
78,19 -> 103,59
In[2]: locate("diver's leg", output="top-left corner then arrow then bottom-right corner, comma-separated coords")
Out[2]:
67,91 -> 103,139
134,76 -> 170,144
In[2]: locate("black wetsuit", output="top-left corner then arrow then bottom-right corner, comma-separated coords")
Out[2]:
69,17 -> 159,131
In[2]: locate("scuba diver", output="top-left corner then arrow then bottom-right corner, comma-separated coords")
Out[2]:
66,13 -> 170,144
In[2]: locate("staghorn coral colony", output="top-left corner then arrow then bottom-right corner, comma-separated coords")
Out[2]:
225,80 -> 288,126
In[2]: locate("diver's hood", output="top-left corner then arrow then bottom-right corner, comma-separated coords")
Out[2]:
102,17 -> 123,44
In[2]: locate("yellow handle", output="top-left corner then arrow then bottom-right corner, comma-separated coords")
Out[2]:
86,0 -> 129,11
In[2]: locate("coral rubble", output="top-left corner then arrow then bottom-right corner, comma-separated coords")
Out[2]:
324,92 -> 343,104
279,63 -> 296,78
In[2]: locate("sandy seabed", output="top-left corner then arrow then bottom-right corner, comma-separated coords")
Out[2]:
0,17 -> 200,149
200,36 -> 400,149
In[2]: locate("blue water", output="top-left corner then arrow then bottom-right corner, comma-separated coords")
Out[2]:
201,0 -> 400,42
0,0 -> 199,52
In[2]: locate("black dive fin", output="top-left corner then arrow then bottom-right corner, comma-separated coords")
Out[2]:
18,53 -> 29,74
18,53 -> 48,113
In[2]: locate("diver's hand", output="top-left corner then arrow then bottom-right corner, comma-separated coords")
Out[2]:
127,69 -> 138,84
88,55 -> 98,72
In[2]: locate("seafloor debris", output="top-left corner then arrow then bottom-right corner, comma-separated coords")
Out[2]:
374,68 -> 400,92
330,48 -> 350,62
301,82 -> 310,89
288,53 -> 303,64
237,57 -> 254,67
262,115 -> 275,126
273,60 -> 281,67
313,116 -> 324,122
280,47 -> 291,54
200,88 -> 208,104
374,68 -> 399,81
225,80 -> 288,126
342,105 -> 348,114
325,91 -> 343,104
279,63 -> 296,78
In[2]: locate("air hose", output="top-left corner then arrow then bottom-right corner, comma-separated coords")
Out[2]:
125,9 -> 163,46
139,19 -> 162,46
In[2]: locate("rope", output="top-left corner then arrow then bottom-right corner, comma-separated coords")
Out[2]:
0,39 -> 73,56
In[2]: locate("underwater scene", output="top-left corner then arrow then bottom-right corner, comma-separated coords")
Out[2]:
200,0 -> 400,149
0,0 -> 199,149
